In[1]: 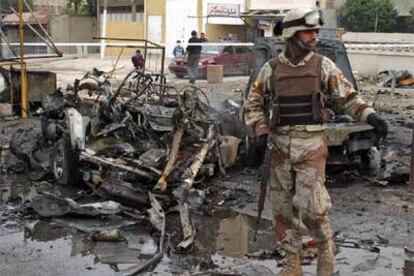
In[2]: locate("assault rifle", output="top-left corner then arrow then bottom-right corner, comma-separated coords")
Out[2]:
253,94 -> 279,242
253,141 -> 272,241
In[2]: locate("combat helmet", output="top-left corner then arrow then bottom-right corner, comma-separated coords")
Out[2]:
281,8 -> 324,38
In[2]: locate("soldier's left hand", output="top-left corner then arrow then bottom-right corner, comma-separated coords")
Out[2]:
367,113 -> 388,139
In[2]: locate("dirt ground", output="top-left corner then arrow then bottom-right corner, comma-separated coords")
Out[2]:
1,56 -> 414,276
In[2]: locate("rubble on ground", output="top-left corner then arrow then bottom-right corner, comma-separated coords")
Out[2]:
376,70 -> 414,88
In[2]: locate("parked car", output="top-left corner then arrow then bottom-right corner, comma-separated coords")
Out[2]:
168,45 -> 255,79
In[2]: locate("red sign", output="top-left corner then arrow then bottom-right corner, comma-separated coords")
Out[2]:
208,3 -> 239,16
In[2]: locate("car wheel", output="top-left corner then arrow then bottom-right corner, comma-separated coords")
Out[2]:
175,73 -> 185,79
50,137 -> 80,185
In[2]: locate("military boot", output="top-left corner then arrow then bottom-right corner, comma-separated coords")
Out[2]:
317,239 -> 335,276
278,252 -> 303,276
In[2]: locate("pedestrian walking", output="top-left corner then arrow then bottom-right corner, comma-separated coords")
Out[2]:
185,30 -> 202,84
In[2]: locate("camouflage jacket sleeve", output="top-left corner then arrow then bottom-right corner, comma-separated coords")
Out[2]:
243,62 -> 273,136
321,56 -> 375,121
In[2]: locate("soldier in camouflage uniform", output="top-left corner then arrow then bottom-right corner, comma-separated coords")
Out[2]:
244,8 -> 388,276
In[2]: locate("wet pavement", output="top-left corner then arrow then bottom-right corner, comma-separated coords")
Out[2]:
0,206 -> 411,276
1,162 -> 414,275
0,230 -> 117,276
1,152 -> 414,275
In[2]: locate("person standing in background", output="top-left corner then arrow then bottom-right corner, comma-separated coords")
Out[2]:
186,30 -> 202,84
200,32 -> 208,42
131,50 -> 145,70
173,40 -> 185,57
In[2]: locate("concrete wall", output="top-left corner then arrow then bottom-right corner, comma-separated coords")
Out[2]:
347,52 -> 414,76
51,15 -> 96,42
69,16 -> 97,42
343,32 -> 414,43
4,26 -> 47,55
343,32 -> 414,75
50,15 -> 97,53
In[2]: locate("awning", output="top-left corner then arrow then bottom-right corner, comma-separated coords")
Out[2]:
239,9 -> 288,27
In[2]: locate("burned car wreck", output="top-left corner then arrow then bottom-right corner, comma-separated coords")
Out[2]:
41,69 -> 239,194
6,69 -> 243,273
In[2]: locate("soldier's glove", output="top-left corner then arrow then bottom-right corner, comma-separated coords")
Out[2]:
367,113 -> 388,139
255,134 -> 269,163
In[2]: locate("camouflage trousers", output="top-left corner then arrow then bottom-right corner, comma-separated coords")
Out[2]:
269,130 -> 333,254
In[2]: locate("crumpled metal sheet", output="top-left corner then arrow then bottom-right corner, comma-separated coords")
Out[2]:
219,136 -> 241,168
93,177 -> 150,208
53,217 -> 137,232
177,202 -> 196,250
31,194 -> 122,217
146,105 -> 176,132
138,148 -> 166,169
9,127 -> 50,172
146,193 -> 164,232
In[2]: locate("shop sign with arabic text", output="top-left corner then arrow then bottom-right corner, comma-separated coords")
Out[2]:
207,3 -> 240,16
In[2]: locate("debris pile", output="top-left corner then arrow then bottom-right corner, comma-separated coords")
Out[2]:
4,69 -> 243,273
376,70 -> 414,88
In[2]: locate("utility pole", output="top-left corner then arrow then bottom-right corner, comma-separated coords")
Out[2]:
18,0 -> 28,118
374,8 -> 378,32
100,0 -> 107,59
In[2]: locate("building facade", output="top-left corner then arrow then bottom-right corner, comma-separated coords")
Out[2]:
98,0 -> 331,57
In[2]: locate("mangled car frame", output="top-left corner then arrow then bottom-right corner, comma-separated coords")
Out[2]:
42,69 -> 238,199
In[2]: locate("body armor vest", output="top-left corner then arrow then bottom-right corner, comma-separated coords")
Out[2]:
270,53 -> 327,126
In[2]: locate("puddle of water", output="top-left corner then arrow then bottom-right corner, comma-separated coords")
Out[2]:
195,213 -> 407,276
0,219 -> 150,276
196,213 -> 276,258
0,228 -> 116,276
